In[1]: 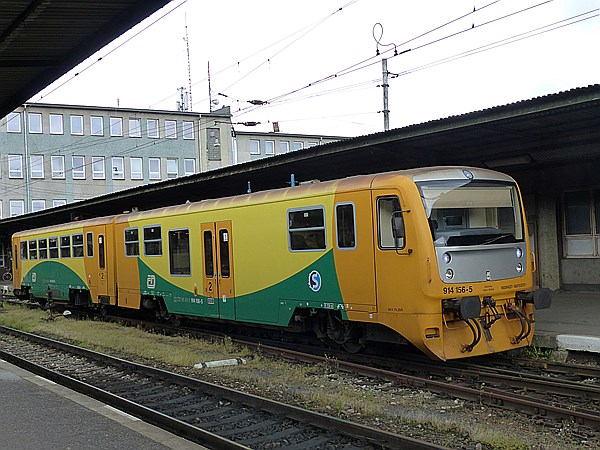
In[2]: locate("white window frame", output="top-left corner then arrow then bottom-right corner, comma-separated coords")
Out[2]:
166,158 -> 178,179
147,119 -> 159,138
112,157 -> 125,179
51,155 -> 65,179
182,121 -> 194,139
91,116 -> 104,136
72,155 -> 86,179
6,112 -> 21,133
130,157 -> 143,180
129,118 -> 141,137
279,141 -> 290,154
31,199 -> 46,212
149,157 -> 161,180
70,115 -> 84,135
8,154 -> 23,178
308,142 -> 318,148
265,140 -> 275,155
10,200 -> 24,217
92,156 -> 105,179
249,139 -> 260,155
28,112 -> 42,133
110,117 -> 123,137
184,158 -> 196,176
53,199 -> 67,208
165,120 -> 177,139
49,114 -> 64,134
30,155 -> 44,179
292,141 -> 304,151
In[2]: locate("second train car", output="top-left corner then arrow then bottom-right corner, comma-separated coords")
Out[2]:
12,166 -> 551,360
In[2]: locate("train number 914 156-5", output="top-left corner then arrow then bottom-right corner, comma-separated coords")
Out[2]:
443,285 -> 473,295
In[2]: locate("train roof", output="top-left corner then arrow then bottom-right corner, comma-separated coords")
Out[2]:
12,215 -> 119,238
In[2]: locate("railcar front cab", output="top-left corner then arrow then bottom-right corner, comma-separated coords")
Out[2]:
413,168 -> 551,355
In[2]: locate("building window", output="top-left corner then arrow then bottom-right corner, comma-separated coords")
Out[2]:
336,203 -> 356,249
265,140 -> 275,155
125,228 -> 139,256
6,112 -> 21,133
147,119 -> 159,138
130,157 -> 143,180
110,117 -> 123,136
112,157 -> 124,179
169,229 -> 191,275
70,115 -> 84,135
279,141 -> 289,154
207,128 -> 221,161
292,141 -> 304,151
30,155 -> 44,179
90,116 -> 104,136
563,190 -> 600,257
144,225 -> 162,256
165,120 -> 177,139
49,114 -> 63,134
288,207 -> 326,251
308,142 -> 318,148
182,121 -> 194,139
92,156 -> 105,179
51,155 -> 65,179
8,155 -> 23,178
28,113 -> 42,133
149,157 -> 161,180
166,158 -> 178,179
249,139 -> 260,155
53,199 -> 67,208
72,155 -> 86,179
184,158 -> 195,176
31,200 -> 46,212
10,200 -> 24,217
129,118 -> 141,137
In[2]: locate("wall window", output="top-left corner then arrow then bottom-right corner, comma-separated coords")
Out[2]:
184,158 -> 196,176
169,229 -> 191,275
7,112 -> 21,133
38,239 -> 48,259
30,155 -> 44,179
8,155 -> 23,178
91,116 -> 104,136
149,157 -> 161,180
49,237 -> 59,259
288,207 -> 326,251
129,118 -> 141,137
92,156 -> 105,179
249,139 -> 260,155
72,155 -> 85,179
49,114 -> 63,134
279,141 -> 289,154
10,200 -> 24,217
166,158 -> 178,179
265,140 -> 275,155
60,235 -> 71,258
292,141 -> 304,151
165,120 -> 177,139
308,142 -> 318,148
28,112 -> 42,133
70,115 -> 84,135
110,117 -> 123,136
112,157 -> 125,179
377,196 -> 404,249
31,200 -> 45,212
564,190 -> 600,257
130,157 -> 143,180
182,121 -> 194,139
207,128 -> 221,161
144,225 -> 162,256
336,203 -> 356,249
51,155 -> 65,179
53,199 -> 67,208
125,228 -> 139,256
147,119 -> 159,138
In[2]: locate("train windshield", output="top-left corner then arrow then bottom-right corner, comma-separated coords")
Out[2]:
417,180 -> 524,247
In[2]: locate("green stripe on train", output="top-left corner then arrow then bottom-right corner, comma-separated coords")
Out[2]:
22,261 -> 87,299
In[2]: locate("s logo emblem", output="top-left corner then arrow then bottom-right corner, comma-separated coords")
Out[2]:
308,270 -> 322,292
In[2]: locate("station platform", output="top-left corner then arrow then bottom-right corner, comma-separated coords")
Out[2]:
0,359 -> 206,450
533,291 -> 600,356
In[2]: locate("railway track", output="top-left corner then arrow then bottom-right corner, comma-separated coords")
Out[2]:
0,325 -> 447,450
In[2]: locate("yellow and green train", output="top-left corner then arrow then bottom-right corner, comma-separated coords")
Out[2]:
12,166 -> 551,360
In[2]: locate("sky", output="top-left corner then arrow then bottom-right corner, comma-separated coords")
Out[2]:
30,0 -> 600,137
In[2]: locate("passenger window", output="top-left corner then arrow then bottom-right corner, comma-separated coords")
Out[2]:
49,237 -> 59,259
29,239 -> 38,260
20,241 -> 28,260
219,229 -> 230,277
72,234 -> 84,258
143,225 -> 162,256
378,196 -> 404,249
169,229 -> 191,276
86,232 -> 94,257
203,230 -> 214,277
60,235 -> 71,258
99,235 -> 105,269
125,228 -> 140,256
38,239 -> 48,259
288,207 -> 326,251
336,203 -> 356,249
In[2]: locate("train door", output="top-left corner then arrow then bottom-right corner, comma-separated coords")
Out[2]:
201,221 -> 235,320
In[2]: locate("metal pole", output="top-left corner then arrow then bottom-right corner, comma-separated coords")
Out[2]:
382,59 -> 390,131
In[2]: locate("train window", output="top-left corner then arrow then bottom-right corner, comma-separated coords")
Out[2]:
15,244 -> 18,269
288,207 -> 326,251
60,235 -> 71,258
72,234 -> 84,258
377,196 -> 405,249
49,237 -> 59,259
336,203 -> 356,249
169,229 -> 191,276
86,232 -> 94,257
38,239 -> 48,259
99,235 -> 105,269
219,230 -> 230,277
203,230 -> 214,277
20,241 -> 28,260
125,228 -> 140,256
29,239 -> 38,260
144,225 -> 163,256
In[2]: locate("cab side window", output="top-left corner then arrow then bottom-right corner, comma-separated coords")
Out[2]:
377,196 -> 404,249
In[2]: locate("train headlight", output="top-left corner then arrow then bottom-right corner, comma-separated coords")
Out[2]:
516,248 -> 523,258
445,268 -> 454,280
516,263 -> 523,273
442,252 -> 452,264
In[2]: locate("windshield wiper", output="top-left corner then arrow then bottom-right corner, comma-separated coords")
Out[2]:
480,233 -> 513,245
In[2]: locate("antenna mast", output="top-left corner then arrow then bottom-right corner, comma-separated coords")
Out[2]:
208,61 -> 213,112
184,14 -> 193,111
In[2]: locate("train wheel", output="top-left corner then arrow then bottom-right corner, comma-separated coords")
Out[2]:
169,315 -> 181,326
342,339 -> 364,353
